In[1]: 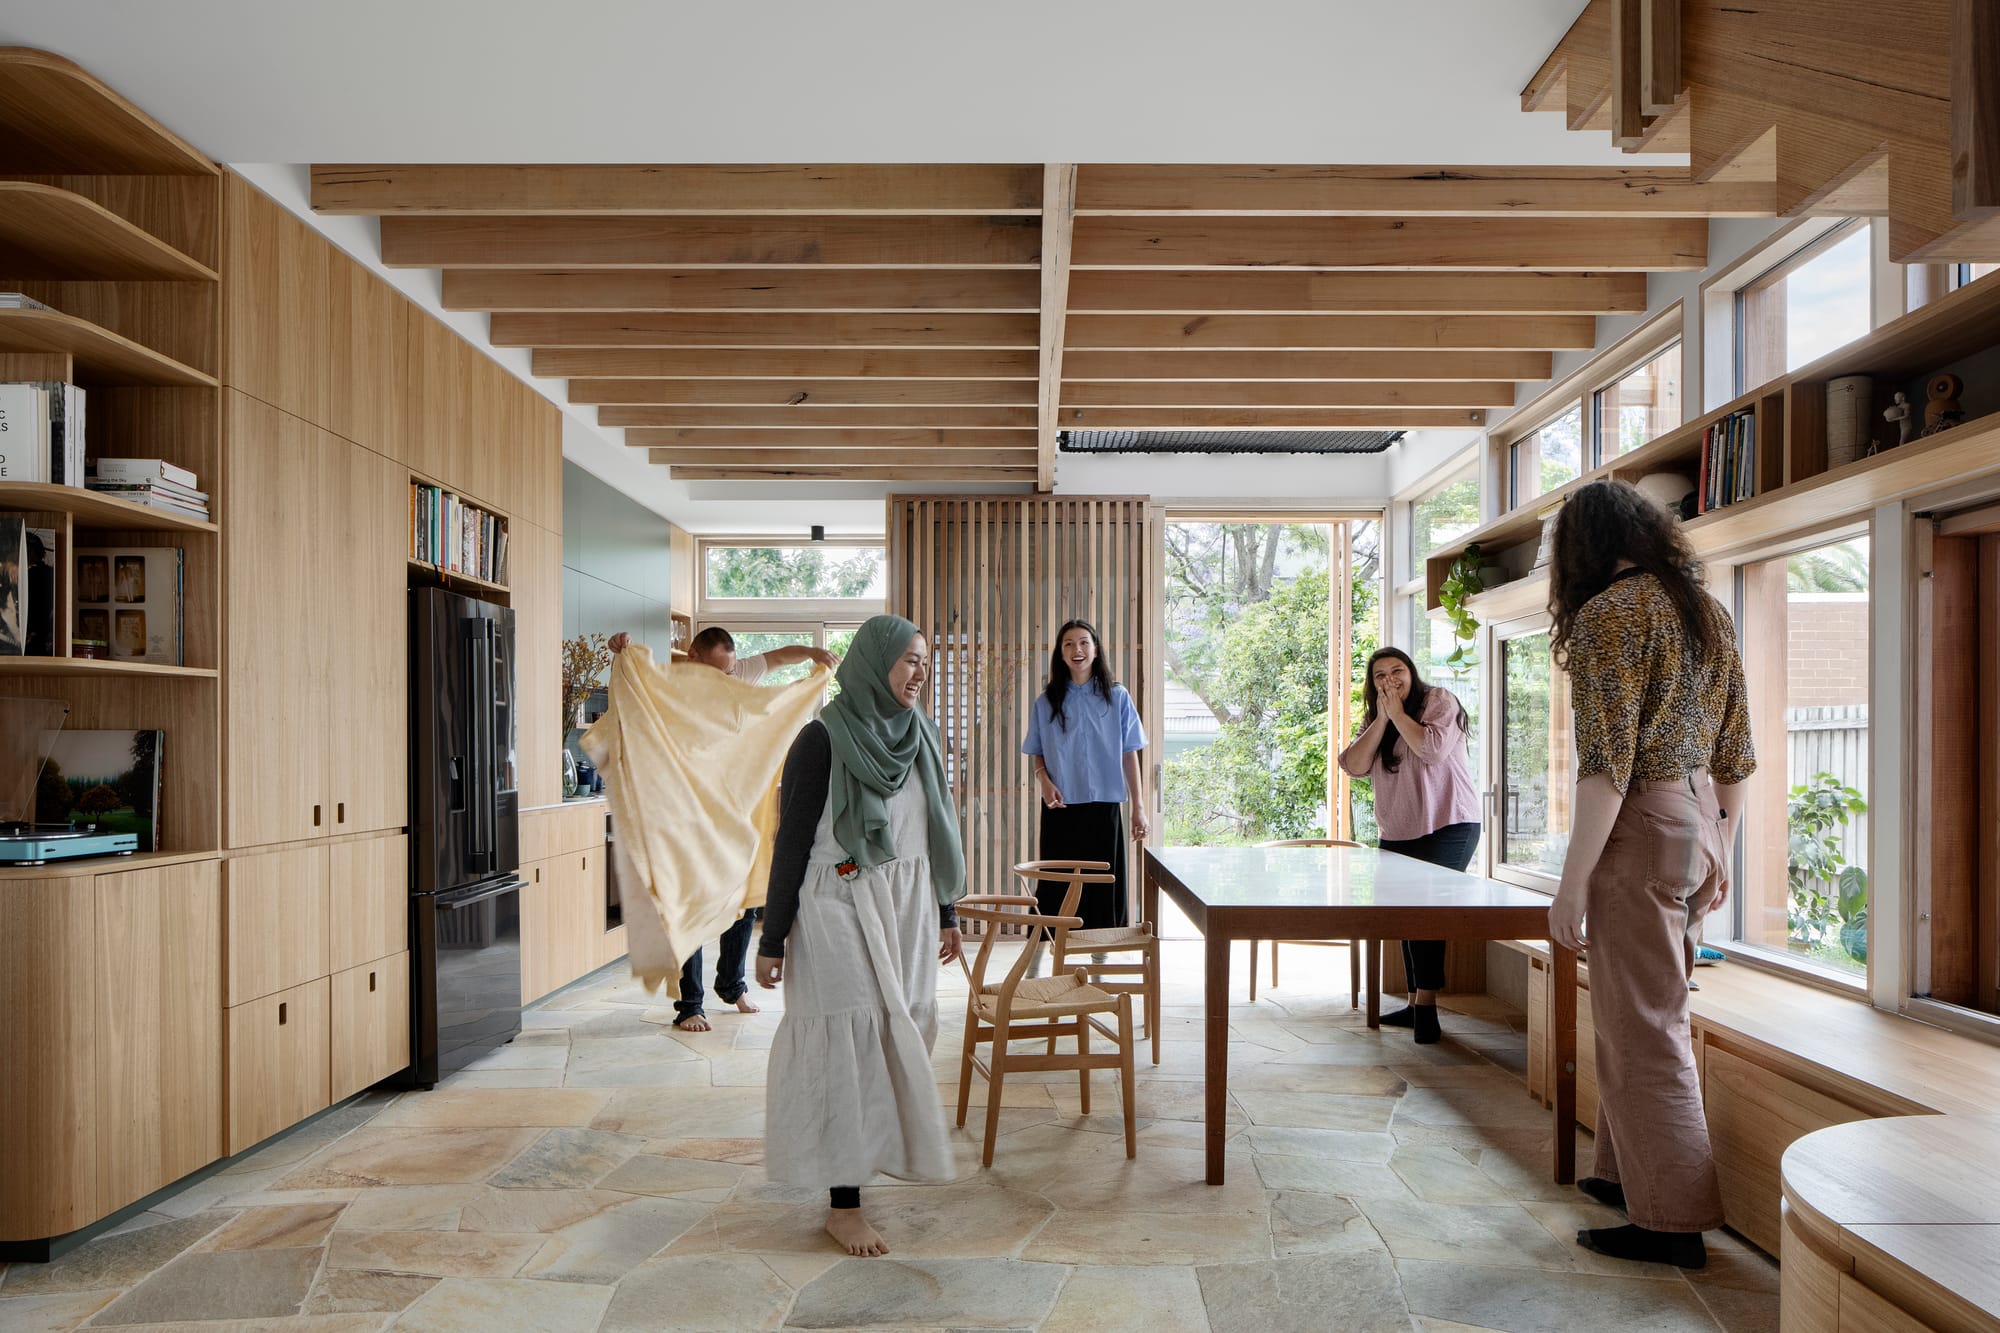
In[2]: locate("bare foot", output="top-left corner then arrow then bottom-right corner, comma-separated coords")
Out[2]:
673,1013 -> 711,1032
825,1208 -> 890,1257
734,994 -> 761,1014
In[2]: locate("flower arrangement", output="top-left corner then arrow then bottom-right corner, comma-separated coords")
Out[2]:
561,633 -> 614,731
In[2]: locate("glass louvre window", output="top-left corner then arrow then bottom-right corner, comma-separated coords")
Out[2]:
1595,342 -> 1682,461
1510,406 -> 1583,508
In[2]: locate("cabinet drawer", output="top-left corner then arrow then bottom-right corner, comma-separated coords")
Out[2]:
226,978 -> 331,1155
561,803 -> 606,855
329,833 -> 409,974
1704,1043 -> 1870,1255
224,845 -> 329,1005
331,953 -> 410,1102
519,808 -> 558,864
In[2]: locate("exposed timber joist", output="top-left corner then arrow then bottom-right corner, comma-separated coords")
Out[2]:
1058,380 -> 1516,409
488,312 -> 1039,349
646,448 -> 1038,467
1068,216 -> 1707,270
1062,313 -> 1596,350
624,428 -> 1035,449
1061,349 -> 1551,382
383,215 -> 1042,269
669,465 -> 1038,482
1072,164 -> 1771,215
596,405 -> 1038,429
1066,269 -> 1647,314
530,347 -> 1035,379
312,163 -> 1044,215
569,378 -> 1039,406
441,268 -> 1041,313
1037,163 -> 1078,491
1052,407 -> 1487,429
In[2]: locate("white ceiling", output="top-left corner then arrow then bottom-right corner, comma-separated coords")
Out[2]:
2,0 -> 1626,165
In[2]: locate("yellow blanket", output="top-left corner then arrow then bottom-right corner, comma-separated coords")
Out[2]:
580,645 -> 827,990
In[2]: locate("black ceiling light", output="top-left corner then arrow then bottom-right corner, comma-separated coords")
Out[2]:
810,525 -> 825,542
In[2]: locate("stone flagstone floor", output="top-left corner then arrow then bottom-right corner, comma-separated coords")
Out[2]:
0,940 -> 1778,1332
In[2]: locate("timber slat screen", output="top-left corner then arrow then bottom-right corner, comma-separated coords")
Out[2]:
889,495 -> 1161,916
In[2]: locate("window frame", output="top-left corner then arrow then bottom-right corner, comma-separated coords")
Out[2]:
1485,608 -> 1571,895
1731,218 -> 1871,396
695,536 -> 888,625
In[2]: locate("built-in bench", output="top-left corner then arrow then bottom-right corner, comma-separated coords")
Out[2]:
1506,943 -> 2000,1256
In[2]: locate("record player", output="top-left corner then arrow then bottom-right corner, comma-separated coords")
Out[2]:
0,698 -> 139,866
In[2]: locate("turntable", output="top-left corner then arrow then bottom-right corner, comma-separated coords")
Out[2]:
0,698 -> 139,866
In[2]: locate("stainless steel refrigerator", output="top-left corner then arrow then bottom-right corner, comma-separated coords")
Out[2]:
408,586 -> 523,1087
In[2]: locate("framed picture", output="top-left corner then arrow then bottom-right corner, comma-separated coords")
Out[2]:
74,546 -> 183,664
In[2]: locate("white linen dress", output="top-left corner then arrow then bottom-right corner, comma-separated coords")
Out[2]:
764,776 -> 955,1186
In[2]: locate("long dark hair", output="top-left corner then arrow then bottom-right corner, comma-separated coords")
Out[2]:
1360,646 -> 1466,773
1044,618 -> 1115,730
1548,479 -> 1716,667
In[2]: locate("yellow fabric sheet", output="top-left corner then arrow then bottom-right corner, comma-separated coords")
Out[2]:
580,645 -> 827,990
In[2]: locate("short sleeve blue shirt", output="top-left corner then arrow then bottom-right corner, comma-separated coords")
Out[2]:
1021,683 -> 1147,805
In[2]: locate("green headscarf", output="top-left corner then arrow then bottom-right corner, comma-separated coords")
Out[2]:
820,614 -> 966,907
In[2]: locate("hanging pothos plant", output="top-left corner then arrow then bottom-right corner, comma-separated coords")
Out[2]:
1437,542 -> 1487,668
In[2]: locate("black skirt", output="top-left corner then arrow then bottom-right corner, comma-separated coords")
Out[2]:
1036,801 -> 1129,931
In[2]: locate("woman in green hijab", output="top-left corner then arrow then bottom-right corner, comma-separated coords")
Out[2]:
754,615 -> 966,1258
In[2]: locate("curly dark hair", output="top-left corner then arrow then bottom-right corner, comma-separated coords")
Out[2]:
1547,479 -> 1715,667
1043,618 -> 1115,730
1359,647 -> 1467,773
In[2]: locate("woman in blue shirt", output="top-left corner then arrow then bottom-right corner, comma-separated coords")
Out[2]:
1022,619 -> 1150,933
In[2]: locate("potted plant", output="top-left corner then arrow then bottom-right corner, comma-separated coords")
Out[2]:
1437,542 -> 1491,668
1786,772 -> 1869,962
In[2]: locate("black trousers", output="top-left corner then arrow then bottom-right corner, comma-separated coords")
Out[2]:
1036,801 -> 1129,930
674,908 -> 758,1019
1377,821 -> 1481,993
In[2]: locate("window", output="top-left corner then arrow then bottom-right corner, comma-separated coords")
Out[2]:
1729,535 -> 1871,981
703,543 -> 885,602
1952,262 -> 1999,289
1509,405 -> 1583,508
1409,593 -> 1481,781
1497,627 -> 1573,881
728,628 -> 819,686
1409,467 -> 1480,565
1594,341 -> 1681,460
1737,223 -> 1872,391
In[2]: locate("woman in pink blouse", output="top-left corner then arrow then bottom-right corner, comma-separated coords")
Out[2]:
1337,647 -> 1480,1044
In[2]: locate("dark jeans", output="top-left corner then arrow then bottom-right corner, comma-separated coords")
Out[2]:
1378,821 -> 1481,993
675,908 -> 759,1019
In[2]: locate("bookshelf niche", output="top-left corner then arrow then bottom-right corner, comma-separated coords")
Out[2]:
1427,273 -> 2000,614
0,46 -> 222,855
408,475 -> 510,597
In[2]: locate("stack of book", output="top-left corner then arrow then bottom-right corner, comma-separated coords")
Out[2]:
85,458 -> 210,521
411,481 -> 509,585
0,379 -> 87,486
1697,410 -> 1757,513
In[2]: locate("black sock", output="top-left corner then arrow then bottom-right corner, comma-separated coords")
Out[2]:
1413,1003 -> 1441,1044
1379,1003 -> 1417,1028
1579,1177 -> 1627,1210
1576,1223 -> 1705,1269
829,1186 -> 860,1211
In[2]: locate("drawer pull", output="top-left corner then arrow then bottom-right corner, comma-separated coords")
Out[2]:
368,970 -> 377,993
534,867 -> 541,883
278,1001 -> 288,1026
337,802 -> 346,824
582,854 -> 588,869
312,805 -> 322,827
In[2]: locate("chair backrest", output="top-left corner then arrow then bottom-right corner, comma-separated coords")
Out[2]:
954,894 -> 1083,1007
1257,838 -> 1364,848
1009,861 -> 1114,953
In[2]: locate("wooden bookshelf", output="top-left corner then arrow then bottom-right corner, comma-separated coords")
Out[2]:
0,308 -> 217,386
0,48 -> 217,177
0,658 -> 218,680
0,182 -> 218,281
1427,273 -> 2000,610
0,481 -> 215,532
407,558 -> 509,598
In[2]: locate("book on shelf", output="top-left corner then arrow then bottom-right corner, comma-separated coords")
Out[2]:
85,475 -> 210,519
90,457 -> 198,489
410,480 -> 508,585
0,517 -> 59,656
74,545 -> 184,665
36,728 -> 163,851
0,380 -> 87,487
1697,410 -> 1757,514
0,292 -> 53,311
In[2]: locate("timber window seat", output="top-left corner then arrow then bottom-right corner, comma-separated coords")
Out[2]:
1511,941 -> 2000,1254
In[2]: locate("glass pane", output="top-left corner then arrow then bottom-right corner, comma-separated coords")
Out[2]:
705,546 -> 886,600
1512,405 -> 1583,506
1785,227 -> 1872,371
1597,343 -> 1682,460
729,629 -> 816,686
1730,537 -> 1870,978
1409,595 -> 1481,781
1409,469 -> 1480,565
1500,630 -> 1572,876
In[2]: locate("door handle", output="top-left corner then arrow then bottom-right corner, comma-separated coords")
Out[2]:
337,802 -> 346,824
368,970 -> 377,993
312,805 -> 322,828
278,1001 -> 288,1026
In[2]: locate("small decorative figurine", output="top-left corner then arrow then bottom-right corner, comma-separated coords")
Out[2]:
1883,392 -> 1914,446
1921,373 -> 1965,437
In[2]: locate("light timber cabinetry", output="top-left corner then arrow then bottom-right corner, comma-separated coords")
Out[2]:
519,802 -> 614,1004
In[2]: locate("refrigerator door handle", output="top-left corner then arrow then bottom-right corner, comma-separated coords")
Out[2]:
464,640 -> 486,858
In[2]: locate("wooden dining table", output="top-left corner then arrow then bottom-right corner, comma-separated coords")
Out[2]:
1142,843 -> 1579,1187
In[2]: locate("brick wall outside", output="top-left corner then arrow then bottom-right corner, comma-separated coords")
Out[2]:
1786,594 -> 1869,708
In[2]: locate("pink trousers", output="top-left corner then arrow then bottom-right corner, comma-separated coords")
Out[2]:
1586,771 -> 1727,1233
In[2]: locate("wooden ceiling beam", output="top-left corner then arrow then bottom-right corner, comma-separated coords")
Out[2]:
1037,164 -> 1077,491
1067,269 -> 1646,314
1073,164 -> 1773,216
569,378 -> 1039,406
1062,349 -> 1550,382
1063,313 -> 1596,350
489,312 -> 1039,349
1069,216 -> 1706,270
667,464 -> 1036,482
1055,407 -> 1487,429
532,347 -> 1035,379
647,448 -> 1038,467
625,428 -> 1035,449
442,267 -> 1040,312
1059,380 -> 1517,408
383,215 -> 1041,269
312,164 -> 1044,215
597,405 -> 1037,429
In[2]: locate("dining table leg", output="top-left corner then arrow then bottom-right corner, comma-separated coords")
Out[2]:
1552,942 -> 1578,1184
1364,939 -> 1381,1028
1203,930 -> 1230,1185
